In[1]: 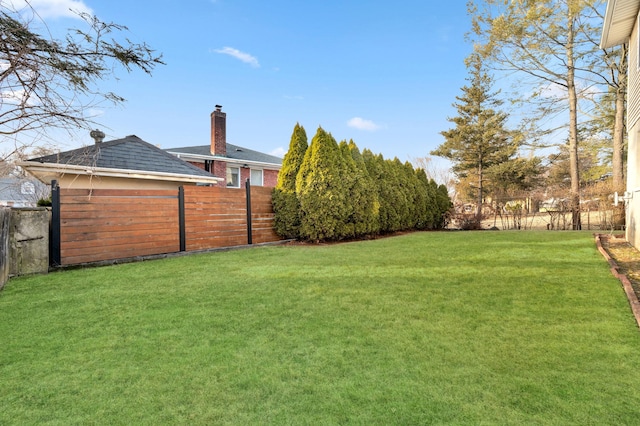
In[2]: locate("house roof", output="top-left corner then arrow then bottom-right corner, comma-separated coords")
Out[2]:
601,0 -> 640,48
29,135 -> 217,177
21,135 -> 222,185
166,143 -> 283,167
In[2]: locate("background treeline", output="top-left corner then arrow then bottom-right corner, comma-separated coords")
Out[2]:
272,124 -> 452,241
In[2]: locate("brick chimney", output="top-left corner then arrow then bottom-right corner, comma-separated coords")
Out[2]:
211,105 -> 226,156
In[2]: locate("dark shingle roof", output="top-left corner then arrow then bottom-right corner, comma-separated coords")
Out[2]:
29,135 -> 214,178
167,143 -> 282,166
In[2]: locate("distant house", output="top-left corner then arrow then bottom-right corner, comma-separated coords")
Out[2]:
601,0 -> 640,248
0,175 -> 48,207
166,106 -> 282,188
19,134 -> 222,190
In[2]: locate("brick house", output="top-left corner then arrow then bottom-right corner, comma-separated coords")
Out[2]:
165,106 -> 283,188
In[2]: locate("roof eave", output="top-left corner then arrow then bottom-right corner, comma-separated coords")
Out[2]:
600,0 -> 639,48
167,151 -> 282,169
601,0 -> 617,48
17,161 -> 223,185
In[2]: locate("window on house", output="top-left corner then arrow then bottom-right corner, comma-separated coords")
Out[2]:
226,166 -> 240,188
250,169 -> 263,186
21,182 -> 35,195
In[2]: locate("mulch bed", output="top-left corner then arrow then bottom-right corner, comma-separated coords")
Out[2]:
597,233 -> 640,329
599,234 -> 640,301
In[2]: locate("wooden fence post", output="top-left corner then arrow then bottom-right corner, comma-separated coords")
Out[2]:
50,180 -> 61,267
246,179 -> 252,245
179,186 -> 186,252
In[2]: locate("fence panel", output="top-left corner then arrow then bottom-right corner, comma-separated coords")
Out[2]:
249,186 -> 280,244
59,189 -> 179,265
183,186 -> 249,250
55,186 -> 282,266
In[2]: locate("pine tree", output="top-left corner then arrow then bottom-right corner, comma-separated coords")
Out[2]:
272,124 -> 307,239
431,54 -> 516,225
469,0 -> 616,229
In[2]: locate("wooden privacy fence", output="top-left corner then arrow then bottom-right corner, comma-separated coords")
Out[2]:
51,181 -> 281,266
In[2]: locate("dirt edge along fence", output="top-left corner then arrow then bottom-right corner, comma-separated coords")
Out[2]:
50,180 -> 281,267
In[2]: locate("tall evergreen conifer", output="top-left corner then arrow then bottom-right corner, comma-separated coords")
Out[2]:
274,126 -> 452,241
276,123 -> 308,192
431,55 -> 516,225
272,124 -> 308,239
341,140 -> 379,237
413,167 -> 433,229
363,151 -> 395,232
350,141 -> 380,235
296,128 -> 350,241
435,183 -> 453,228
382,159 -> 406,232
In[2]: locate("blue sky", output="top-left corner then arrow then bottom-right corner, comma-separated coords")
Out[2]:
17,0 -> 473,165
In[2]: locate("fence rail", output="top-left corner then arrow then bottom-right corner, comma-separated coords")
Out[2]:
52,182 -> 281,266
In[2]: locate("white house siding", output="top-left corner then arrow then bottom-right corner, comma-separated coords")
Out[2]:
628,20 -> 640,248
631,22 -> 640,129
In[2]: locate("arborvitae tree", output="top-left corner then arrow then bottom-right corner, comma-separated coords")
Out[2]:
375,155 -> 401,232
276,123 -> 308,192
390,159 -> 409,229
296,128 -> 350,241
398,159 -> 415,230
388,158 -> 412,231
275,128 -> 453,241
434,182 -> 453,228
272,124 -> 308,239
345,140 -> 379,236
362,149 -> 389,231
402,160 -> 421,229
431,54 -> 517,225
414,167 -> 434,229
339,140 -> 358,238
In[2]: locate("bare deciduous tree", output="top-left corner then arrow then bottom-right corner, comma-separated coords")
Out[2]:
0,3 -> 164,160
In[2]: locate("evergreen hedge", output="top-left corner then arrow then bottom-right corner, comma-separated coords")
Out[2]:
273,125 -> 452,241
272,124 -> 307,239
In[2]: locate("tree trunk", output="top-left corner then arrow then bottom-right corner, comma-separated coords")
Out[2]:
477,164 -> 483,225
612,44 -> 628,194
566,10 -> 581,230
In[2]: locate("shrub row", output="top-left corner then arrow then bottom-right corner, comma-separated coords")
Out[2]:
273,125 -> 452,241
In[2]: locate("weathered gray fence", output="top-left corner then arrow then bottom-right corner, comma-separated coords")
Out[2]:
9,208 -> 49,276
0,208 -> 9,290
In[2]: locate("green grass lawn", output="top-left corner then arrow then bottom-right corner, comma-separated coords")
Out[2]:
1,231 -> 640,424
